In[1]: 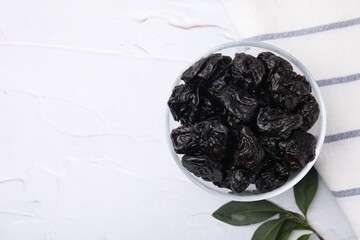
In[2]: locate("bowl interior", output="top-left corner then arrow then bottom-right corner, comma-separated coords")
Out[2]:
166,41 -> 326,201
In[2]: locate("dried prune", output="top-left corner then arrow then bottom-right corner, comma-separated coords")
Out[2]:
195,120 -> 229,159
167,85 -> 216,125
269,69 -> 311,110
257,52 -> 293,74
181,57 -> 208,83
181,54 -> 232,86
259,136 -> 283,161
205,55 -> 232,82
257,107 -> 303,139
249,163 -> 266,184
231,53 -> 265,91
171,125 -> 199,154
233,126 -> 264,170
295,94 -> 320,131
168,85 -> 198,125
229,167 -> 251,193
219,85 -> 258,127
213,177 -> 231,189
207,74 -> 230,98
170,119 -> 229,159
281,132 -> 316,173
182,155 -> 223,182
213,166 -> 231,189
256,89 -> 272,107
197,96 -> 217,121
255,160 -> 290,193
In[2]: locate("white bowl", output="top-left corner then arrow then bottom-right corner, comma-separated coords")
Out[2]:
165,41 -> 327,201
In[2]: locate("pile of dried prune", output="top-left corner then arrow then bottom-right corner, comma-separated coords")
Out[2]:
168,51 -> 320,193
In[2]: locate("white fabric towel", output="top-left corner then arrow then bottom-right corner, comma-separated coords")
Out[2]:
220,0 -> 360,237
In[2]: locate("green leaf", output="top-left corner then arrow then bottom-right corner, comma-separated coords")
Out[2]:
212,200 -> 286,226
277,219 -> 310,240
251,218 -> 287,240
297,234 -> 312,240
294,167 -> 318,216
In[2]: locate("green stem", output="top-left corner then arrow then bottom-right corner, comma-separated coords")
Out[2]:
306,223 -> 325,240
287,212 -> 325,240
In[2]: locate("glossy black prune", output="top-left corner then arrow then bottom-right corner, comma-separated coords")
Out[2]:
269,69 -> 311,110
281,132 -> 317,173
255,160 -> 290,193
181,57 -> 208,83
233,126 -> 265,170
213,166 -> 231,189
256,89 -> 272,107
170,119 -> 229,159
207,74 -> 231,98
170,125 -> 199,154
229,167 -> 251,193
257,107 -> 303,139
196,96 -> 217,121
196,120 -> 229,159
181,54 -> 232,86
295,94 -> 320,131
213,177 -> 231,189
182,155 -> 223,182
205,55 -> 232,82
219,85 -> 258,127
168,85 -> 198,125
259,136 -> 283,161
231,53 -> 265,91
257,52 -> 293,74
167,85 -> 216,125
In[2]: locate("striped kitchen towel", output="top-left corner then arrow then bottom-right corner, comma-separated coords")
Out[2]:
220,0 -> 360,237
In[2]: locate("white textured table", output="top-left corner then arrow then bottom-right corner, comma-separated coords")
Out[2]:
0,0 -> 356,239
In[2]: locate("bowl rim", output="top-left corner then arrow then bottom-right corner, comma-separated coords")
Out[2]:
165,40 -> 327,201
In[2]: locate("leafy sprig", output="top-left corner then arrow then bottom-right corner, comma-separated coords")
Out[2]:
213,168 -> 324,240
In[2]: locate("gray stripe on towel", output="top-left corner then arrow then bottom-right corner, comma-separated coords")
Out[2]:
332,188 -> 360,198
325,130 -> 360,143
245,17 -> 360,41
317,73 -> 360,87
